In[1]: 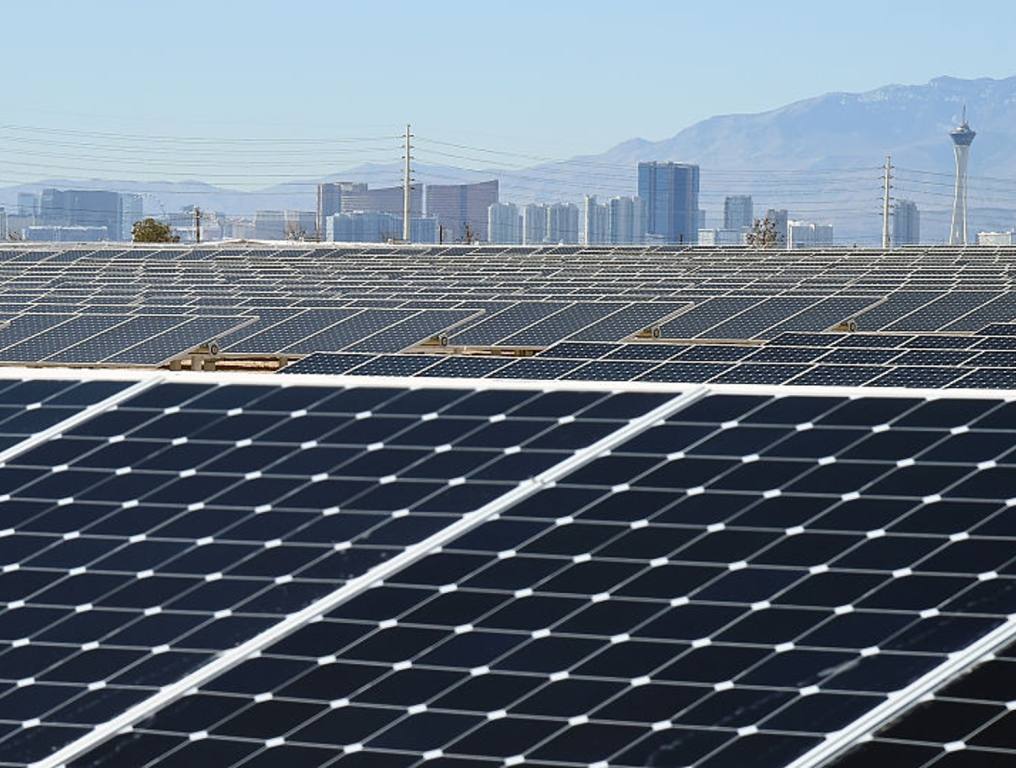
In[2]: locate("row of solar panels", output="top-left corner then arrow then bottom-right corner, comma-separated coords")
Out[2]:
2,245 -> 1016,368
0,309 -> 487,367
0,372 -> 1013,768
280,350 -> 1016,392
2,295 -> 1015,371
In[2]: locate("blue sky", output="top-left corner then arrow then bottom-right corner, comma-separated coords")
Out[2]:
3,0 -> 1016,180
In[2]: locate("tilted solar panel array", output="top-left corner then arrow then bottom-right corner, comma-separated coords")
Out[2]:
0,373 -> 675,767
3,242 -> 1016,768
0,371 -> 1013,768
283,327 -> 1016,390
2,244 -> 1016,369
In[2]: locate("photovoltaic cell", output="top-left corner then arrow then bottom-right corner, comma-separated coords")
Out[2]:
66,389 -> 1016,768
831,639 -> 1016,768
0,378 -> 669,766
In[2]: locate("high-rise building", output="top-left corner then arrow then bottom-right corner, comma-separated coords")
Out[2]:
425,180 -> 499,243
607,196 -> 647,244
522,204 -> 548,245
39,189 -> 124,240
637,162 -> 700,244
341,185 -> 422,217
787,220 -> 834,249
724,195 -> 753,230
546,203 -> 579,244
765,208 -> 789,246
316,182 -> 367,240
0,208 -> 7,241
16,193 -> 38,219
583,196 -> 610,245
487,202 -> 522,244
121,194 -> 144,241
949,109 -> 976,246
893,200 -> 920,246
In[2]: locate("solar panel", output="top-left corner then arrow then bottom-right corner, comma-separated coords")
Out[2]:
414,356 -> 516,379
832,639 -> 1016,767
0,373 -> 674,767
55,386 -> 1016,768
605,343 -> 686,361
278,353 -> 377,376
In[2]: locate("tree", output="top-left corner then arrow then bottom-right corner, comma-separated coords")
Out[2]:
132,218 -> 179,243
746,217 -> 782,249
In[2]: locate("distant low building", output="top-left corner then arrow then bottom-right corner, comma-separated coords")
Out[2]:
327,211 -> 437,243
121,193 -> 144,242
5,214 -> 33,238
765,208 -> 789,245
24,225 -> 109,242
39,188 -> 127,240
253,210 -> 286,240
251,210 -> 315,240
977,231 -> 1016,246
226,219 -> 257,239
698,228 -> 747,246
787,220 -> 834,249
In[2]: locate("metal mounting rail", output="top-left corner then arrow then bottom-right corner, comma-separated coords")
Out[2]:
38,385 -> 708,768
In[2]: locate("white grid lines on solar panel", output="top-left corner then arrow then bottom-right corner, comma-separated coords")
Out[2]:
0,369 -> 682,768
39,378 -> 1016,768
5,246 -> 1016,372
828,637 -> 1016,768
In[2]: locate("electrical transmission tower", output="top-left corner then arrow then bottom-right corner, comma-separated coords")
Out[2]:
402,124 -> 414,242
881,155 -> 893,250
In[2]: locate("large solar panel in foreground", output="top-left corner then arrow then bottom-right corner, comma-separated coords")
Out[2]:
0,372 -> 1010,768
0,373 -> 674,767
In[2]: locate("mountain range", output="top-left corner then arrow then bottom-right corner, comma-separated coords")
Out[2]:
4,76 -> 1016,243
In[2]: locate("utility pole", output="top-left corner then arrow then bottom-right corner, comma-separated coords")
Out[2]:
402,124 -> 413,242
194,206 -> 202,244
881,155 -> 893,250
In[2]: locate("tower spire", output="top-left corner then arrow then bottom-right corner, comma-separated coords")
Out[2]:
949,110 -> 976,245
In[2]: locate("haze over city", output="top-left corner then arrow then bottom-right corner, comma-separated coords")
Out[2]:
0,1 -> 1015,247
